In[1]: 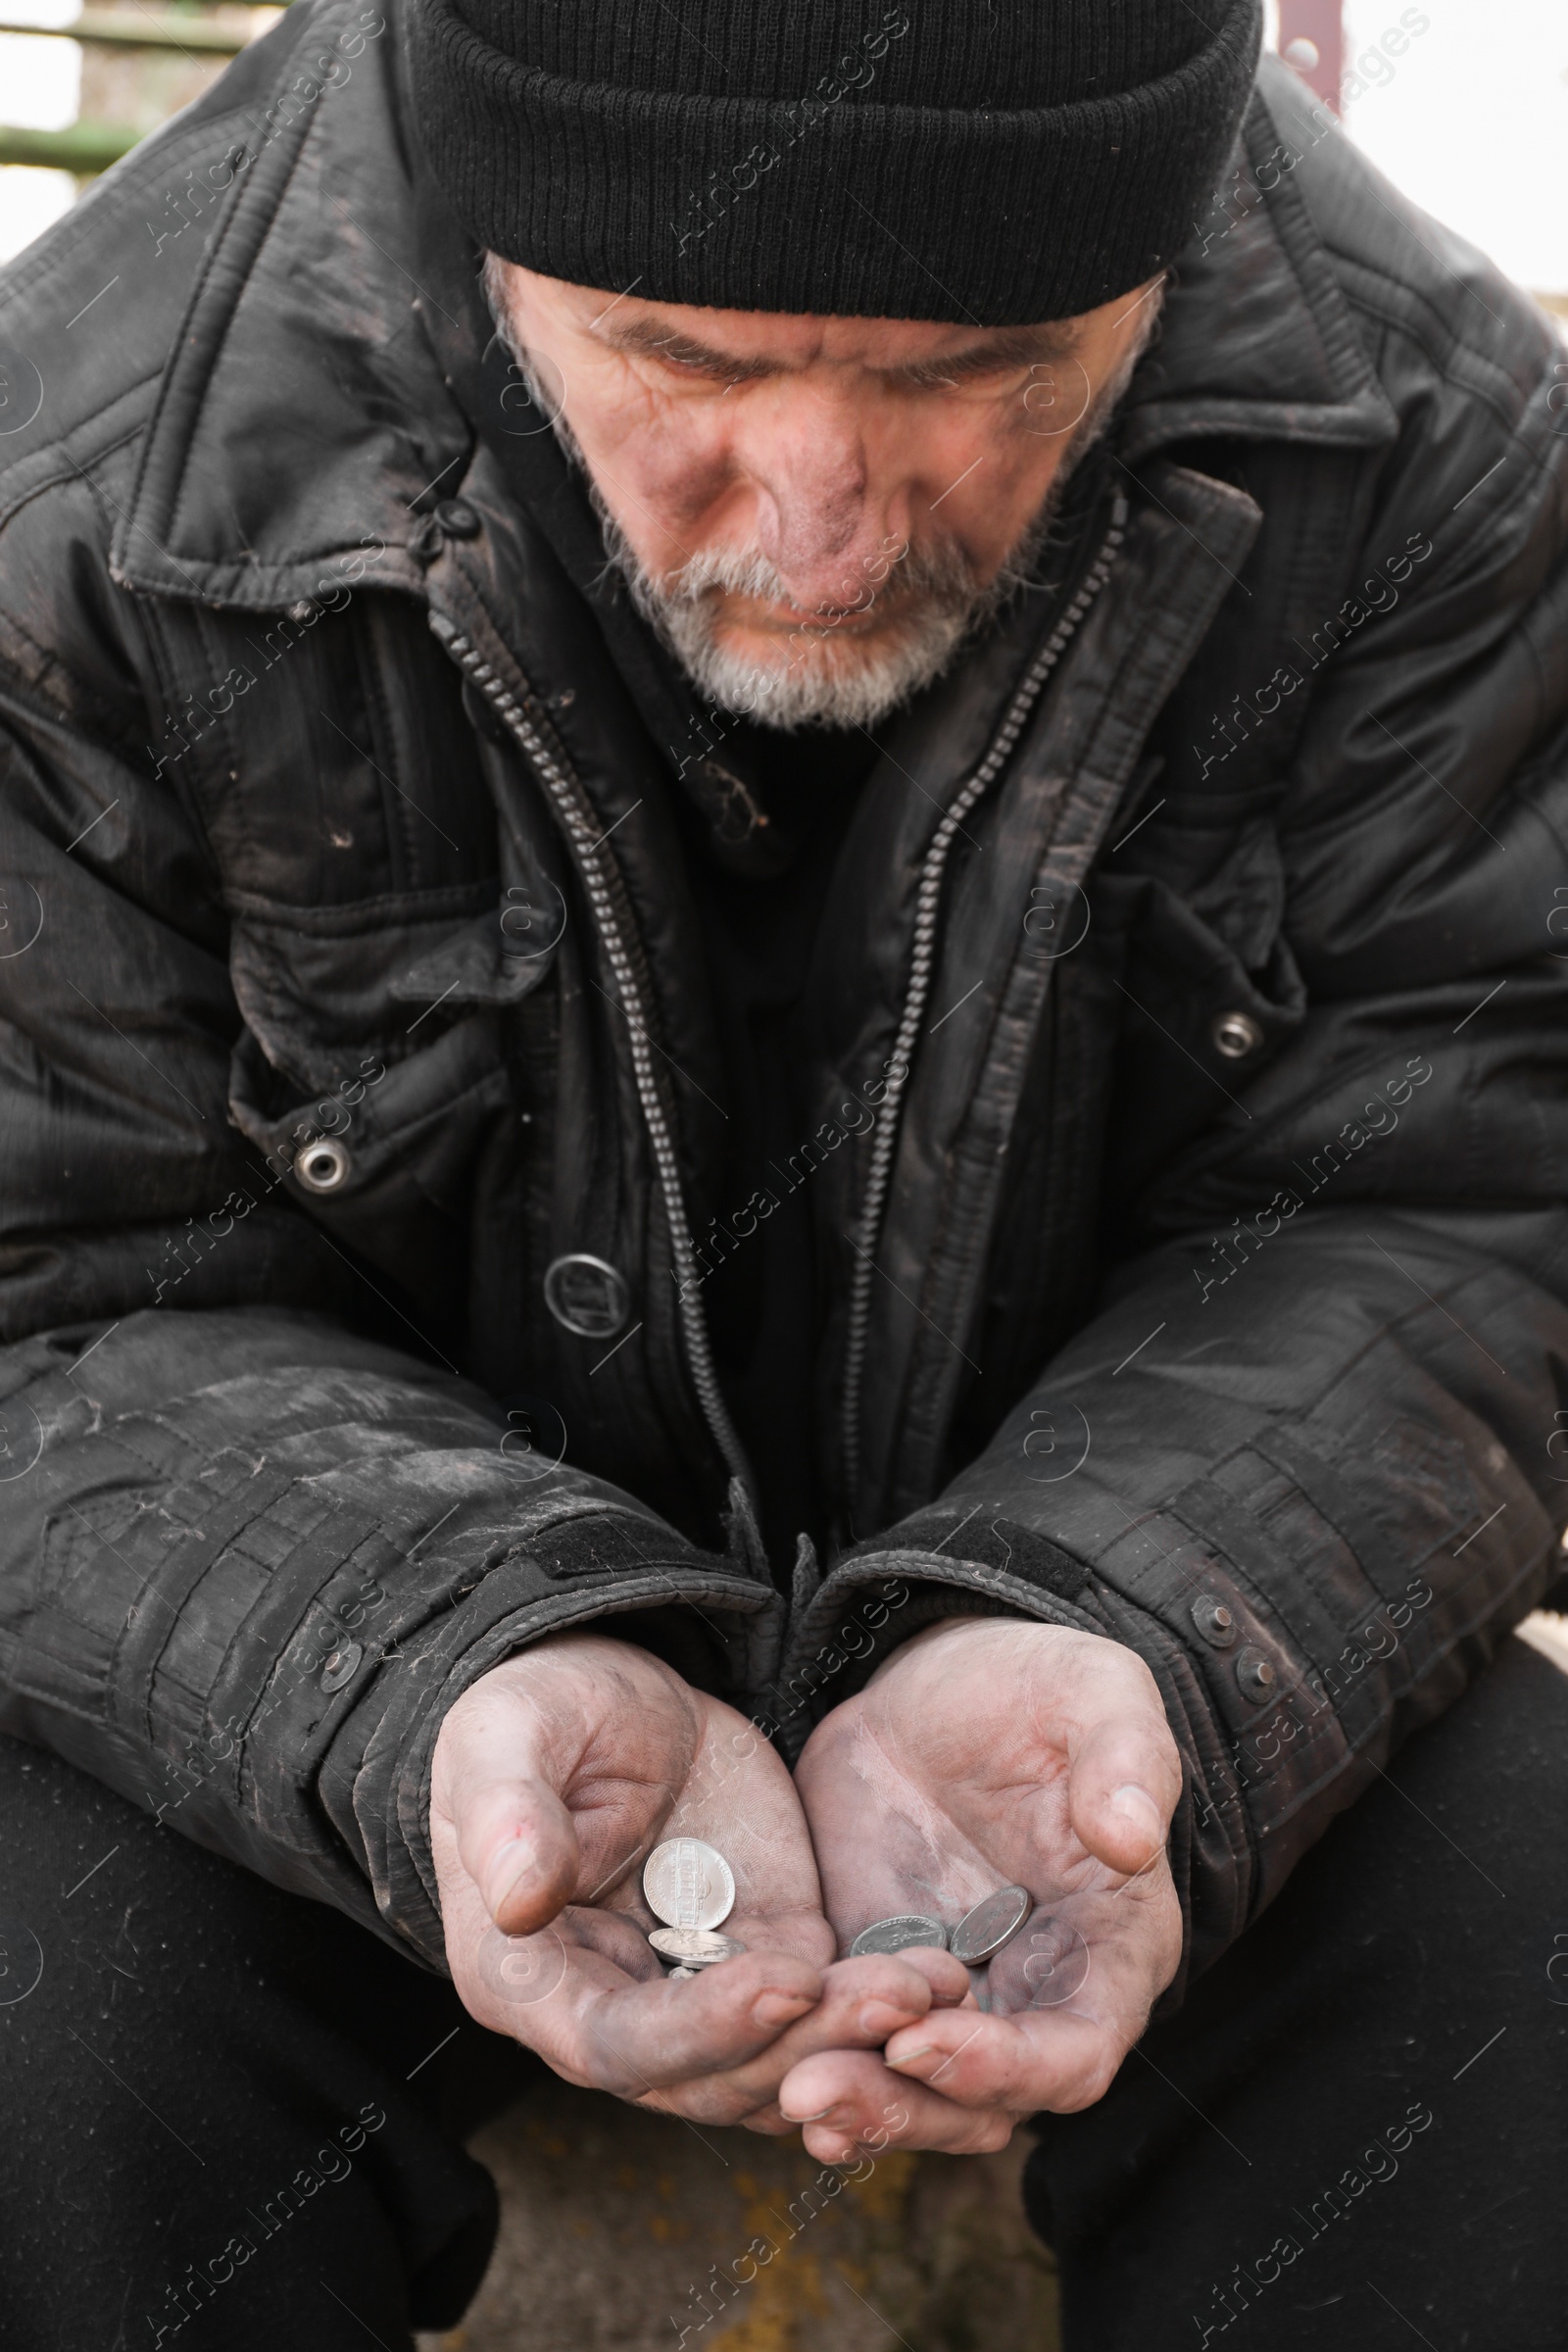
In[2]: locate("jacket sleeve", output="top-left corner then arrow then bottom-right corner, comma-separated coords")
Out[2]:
0,552 -> 777,1976
785,272 -> 1568,1999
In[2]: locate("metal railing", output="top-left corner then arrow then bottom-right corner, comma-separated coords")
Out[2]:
0,0 -> 282,174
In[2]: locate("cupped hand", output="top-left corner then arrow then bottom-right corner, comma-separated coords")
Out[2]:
430,1631 -> 967,2130
785,1617 -> 1184,2160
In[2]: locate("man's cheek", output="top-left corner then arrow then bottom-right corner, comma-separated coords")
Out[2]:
581,396 -> 723,542
635,412 -> 744,528
956,436 -> 1063,569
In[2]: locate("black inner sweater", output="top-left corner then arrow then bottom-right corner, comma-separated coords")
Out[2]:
663,716 -> 884,1561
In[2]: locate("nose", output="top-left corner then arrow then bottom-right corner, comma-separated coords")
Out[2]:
745,405 -> 900,613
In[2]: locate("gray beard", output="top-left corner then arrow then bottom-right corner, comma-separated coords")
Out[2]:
606,508 -> 1032,733
482,260 -> 1159,732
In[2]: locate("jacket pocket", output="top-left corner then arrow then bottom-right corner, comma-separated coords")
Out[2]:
225,879 -> 557,1094
223,885 -> 541,1320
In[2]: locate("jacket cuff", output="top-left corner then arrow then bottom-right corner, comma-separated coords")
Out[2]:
772,1508 -> 1102,1753
318,1508 -> 782,1974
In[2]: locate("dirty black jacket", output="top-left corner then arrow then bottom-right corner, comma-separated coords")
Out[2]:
1,0 -> 1566,1998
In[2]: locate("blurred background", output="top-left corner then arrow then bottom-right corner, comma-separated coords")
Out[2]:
1264,0 -> 1568,316
0,0 -> 1561,318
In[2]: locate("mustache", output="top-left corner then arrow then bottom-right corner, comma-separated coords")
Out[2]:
661,535 -> 980,628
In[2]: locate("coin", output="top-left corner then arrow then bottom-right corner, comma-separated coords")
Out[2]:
658,1929 -> 743,1966
849,1915 -> 949,1958
950,1886 -> 1033,1965
648,1927 -> 748,1966
667,1966 -> 698,1982
643,1838 -> 736,1932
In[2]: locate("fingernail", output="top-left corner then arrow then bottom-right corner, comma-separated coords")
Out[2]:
857,2000 -> 916,2038
883,2045 -> 936,2070
1109,1785 -> 1164,1845
753,1990 -> 812,2028
484,1838 -> 534,1912
779,2104 -> 837,2124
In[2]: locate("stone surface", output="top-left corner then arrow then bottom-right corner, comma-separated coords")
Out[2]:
416,2075 -> 1059,2352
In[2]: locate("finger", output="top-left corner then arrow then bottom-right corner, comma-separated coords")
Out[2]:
803,2093 -> 1013,2161
1066,1691 -> 1182,1879
879,2000 -> 1126,2114
459,1921 -> 827,2093
568,1951 -> 827,2093
721,1903 -> 837,1974
887,1945 -> 971,2007
558,1903 -> 665,1980
777,2048 -> 1014,2158
647,1953 -> 941,2126
735,2101 -> 807,2137
456,1772 -> 581,1935
432,1636 -> 703,1932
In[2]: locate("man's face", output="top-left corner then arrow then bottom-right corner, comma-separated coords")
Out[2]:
484,263 -> 1162,729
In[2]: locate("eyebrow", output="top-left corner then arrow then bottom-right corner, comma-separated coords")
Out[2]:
592,315 -> 1082,387
892,323 -> 1083,388
595,318 -> 779,381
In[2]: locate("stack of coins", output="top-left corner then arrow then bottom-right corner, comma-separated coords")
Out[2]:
643,1838 -> 745,1979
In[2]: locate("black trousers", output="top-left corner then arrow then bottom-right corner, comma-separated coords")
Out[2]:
2,1640 -> 1565,2352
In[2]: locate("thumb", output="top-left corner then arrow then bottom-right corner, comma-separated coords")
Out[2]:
1066,1709 -> 1181,1881
456,1772 -> 581,1936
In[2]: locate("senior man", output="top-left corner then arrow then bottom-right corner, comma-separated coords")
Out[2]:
0,0 -> 1566,2343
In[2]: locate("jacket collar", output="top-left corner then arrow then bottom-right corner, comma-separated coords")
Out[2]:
113,19 -> 1395,612
111,0 -> 468,610
1122,59 -> 1398,461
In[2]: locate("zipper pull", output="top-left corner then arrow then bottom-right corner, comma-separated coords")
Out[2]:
790,1531 -> 822,1617
721,1474 -> 769,1584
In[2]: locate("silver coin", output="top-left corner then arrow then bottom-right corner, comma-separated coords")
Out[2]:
648,1927 -> 747,1965
849,1914 -> 949,1958
661,1943 -> 746,1972
643,1838 -> 736,1932
950,1886 -> 1033,1965
667,1966 -> 698,1982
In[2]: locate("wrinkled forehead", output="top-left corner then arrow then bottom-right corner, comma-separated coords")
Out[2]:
487,263 -> 1092,381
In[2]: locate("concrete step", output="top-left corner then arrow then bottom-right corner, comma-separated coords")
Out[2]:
416,2074 -> 1060,2352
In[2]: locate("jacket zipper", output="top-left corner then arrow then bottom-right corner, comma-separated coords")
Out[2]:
839,492 -> 1129,1503
427,611 -> 758,1508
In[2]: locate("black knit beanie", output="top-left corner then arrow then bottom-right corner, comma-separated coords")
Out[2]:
409,0 -> 1260,325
